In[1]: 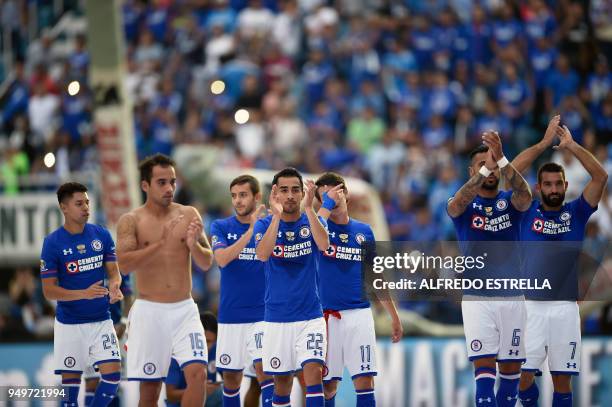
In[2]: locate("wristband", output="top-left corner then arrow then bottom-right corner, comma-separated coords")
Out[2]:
497,156 -> 509,168
479,166 -> 492,177
321,192 -> 336,211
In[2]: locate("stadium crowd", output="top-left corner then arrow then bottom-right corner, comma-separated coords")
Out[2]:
1,0 -> 611,341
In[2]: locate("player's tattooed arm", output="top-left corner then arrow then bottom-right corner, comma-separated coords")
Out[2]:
512,115 -> 560,174
501,163 -> 532,211
447,172 -> 486,218
186,207 -> 213,270
115,213 -> 161,274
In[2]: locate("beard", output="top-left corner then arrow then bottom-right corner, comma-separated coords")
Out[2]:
481,177 -> 499,190
542,191 -> 565,207
235,203 -> 256,217
282,201 -> 299,214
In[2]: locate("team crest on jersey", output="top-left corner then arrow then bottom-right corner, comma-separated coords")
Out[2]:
339,233 -> 349,243
495,199 -> 508,211
65,261 -> 79,274
219,354 -> 231,365
285,231 -> 295,241
560,211 -> 571,222
471,215 -> 485,230
299,226 -> 311,238
77,244 -> 87,254
355,233 -> 366,244
470,340 -> 482,352
91,239 -> 103,252
255,233 -> 263,241
64,357 -> 76,368
270,357 -> 281,369
143,363 -> 156,375
532,218 -> 544,233
484,206 -> 493,216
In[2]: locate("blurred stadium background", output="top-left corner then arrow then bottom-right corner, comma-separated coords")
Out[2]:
0,0 -> 611,405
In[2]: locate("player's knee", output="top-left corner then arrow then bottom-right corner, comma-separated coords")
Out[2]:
552,374 -> 572,393
85,378 -> 99,392
353,375 -> 374,391
519,371 -> 535,390
223,370 -> 242,388
139,381 -> 162,401
323,381 -> 338,399
184,364 -> 207,386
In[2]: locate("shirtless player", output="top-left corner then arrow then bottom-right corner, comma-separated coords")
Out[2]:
116,154 -> 213,407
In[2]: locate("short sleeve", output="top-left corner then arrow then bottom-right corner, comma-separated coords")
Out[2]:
253,218 -> 270,248
571,194 -> 598,222
210,220 -> 228,251
40,237 -> 58,279
102,227 -> 117,263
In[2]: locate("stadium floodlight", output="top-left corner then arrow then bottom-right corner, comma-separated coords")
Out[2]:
234,109 -> 250,124
44,152 -> 56,168
67,81 -> 80,96
210,80 -> 225,95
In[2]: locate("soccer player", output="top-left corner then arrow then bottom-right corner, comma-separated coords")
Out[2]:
447,131 -> 532,407
209,174 -> 274,407
84,275 -> 133,407
116,153 -> 213,407
512,119 -> 607,407
254,167 -> 330,407
165,312 -> 223,407
314,172 -> 403,407
40,182 -> 123,407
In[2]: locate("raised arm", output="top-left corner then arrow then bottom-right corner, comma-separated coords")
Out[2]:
255,186 -> 282,261
483,131 -> 532,211
557,126 -> 608,207
512,115 -> 559,174
186,207 -> 214,271
304,180 -> 329,251
213,205 -> 265,268
447,148 -> 496,218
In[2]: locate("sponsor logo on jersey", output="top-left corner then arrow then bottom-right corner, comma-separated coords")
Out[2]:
472,215 -> 485,230
532,218 -> 544,233
63,248 -> 73,256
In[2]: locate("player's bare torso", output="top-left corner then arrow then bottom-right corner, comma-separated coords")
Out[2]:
129,203 -> 196,303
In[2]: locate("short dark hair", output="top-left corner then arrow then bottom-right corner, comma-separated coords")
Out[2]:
314,172 -> 347,201
537,162 -> 566,184
468,145 -> 489,164
139,153 -> 176,183
200,311 -> 218,335
230,174 -> 260,195
272,167 -> 303,189
56,182 -> 88,204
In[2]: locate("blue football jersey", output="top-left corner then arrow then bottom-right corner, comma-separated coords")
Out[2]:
448,190 -> 524,296
318,219 -> 373,311
39,224 -> 116,324
210,216 -> 264,323
253,213 -> 326,322
520,195 -> 597,300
